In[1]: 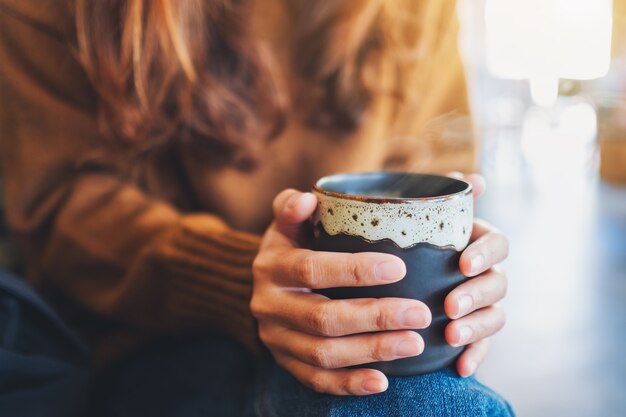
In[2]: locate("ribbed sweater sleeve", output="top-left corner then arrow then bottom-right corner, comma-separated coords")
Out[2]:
0,0 -> 262,354
37,177 -> 262,353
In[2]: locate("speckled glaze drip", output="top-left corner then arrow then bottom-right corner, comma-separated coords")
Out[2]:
312,191 -> 473,251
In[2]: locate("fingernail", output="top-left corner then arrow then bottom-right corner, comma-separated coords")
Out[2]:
456,295 -> 473,318
456,327 -> 473,346
464,361 -> 477,377
470,254 -> 485,275
362,378 -> 387,394
401,307 -> 426,328
375,261 -> 405,281
395,338 -> 422,357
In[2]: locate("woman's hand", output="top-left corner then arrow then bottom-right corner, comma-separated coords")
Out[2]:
251,189 -> 432,396
444,173 -> 509,377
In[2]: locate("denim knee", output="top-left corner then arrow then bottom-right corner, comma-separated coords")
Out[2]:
255,364 -> 515,417
381,369 -> 515,417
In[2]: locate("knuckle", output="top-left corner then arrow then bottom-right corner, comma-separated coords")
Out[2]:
345,256 -> 362,285
340,375 -> 355,395
345,255 -> 368,285
307,304 -> 336,336
370,337 -> 391,362
372,302 -> 390,330
307,373 -> 327,393
251,257 -> 262,278
249,289 -> 271,319
252,254 -> 271,278
249,295 -> 262,318
309,341 -> 334,368
296,254 -> 318,287
470,289 -> 484,309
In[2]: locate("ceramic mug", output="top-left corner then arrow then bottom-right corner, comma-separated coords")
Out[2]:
311,172 -> 473,376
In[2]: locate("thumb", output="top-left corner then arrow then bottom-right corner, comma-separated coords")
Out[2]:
272,189 -> 318,238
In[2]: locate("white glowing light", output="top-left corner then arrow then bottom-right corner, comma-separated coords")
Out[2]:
557,102 -> 598,143
530,77 -> 560,108
521,101 -> 598,175
485,0 -> 613,106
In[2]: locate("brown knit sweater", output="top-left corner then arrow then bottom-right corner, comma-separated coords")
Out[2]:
0,0 -> 475,364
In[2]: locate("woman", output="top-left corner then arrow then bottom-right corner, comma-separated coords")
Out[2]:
0,0 -> 512,415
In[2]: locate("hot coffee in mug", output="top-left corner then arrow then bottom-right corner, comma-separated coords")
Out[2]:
311,172 -> 473,376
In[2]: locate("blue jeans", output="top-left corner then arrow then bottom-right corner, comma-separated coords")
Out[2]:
0,269 -> 91,417
94,337 -> 514,417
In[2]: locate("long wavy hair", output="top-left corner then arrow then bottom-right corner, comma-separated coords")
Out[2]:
76,0 -> 442,164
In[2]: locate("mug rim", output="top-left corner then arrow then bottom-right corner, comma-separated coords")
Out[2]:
313,172 -> 472,204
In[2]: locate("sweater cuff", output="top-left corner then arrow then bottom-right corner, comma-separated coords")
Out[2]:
157,214 -> 263,354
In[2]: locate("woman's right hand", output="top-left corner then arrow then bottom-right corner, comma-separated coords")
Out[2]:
250,189 -> 432,396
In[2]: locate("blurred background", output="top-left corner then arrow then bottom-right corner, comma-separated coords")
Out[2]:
455,0 -> 626,416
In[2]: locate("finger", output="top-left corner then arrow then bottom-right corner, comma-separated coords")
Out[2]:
446,172 -> 486,199
445,267 -> 508,319
272,189 -> 318,238
254,291 -> 431,337
459,222 -> 509,277
468,218 -> 498,241
445,304 -> 506,347
262,324 -> 423,369
275,354 -> 389,395
269,249 -> 406,289
465,173 -> 486,199
456,339 -> 490,378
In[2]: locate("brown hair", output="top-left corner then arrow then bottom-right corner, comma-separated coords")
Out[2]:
76,0 -> 441,162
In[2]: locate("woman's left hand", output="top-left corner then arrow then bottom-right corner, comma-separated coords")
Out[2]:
444,173 -> 509,378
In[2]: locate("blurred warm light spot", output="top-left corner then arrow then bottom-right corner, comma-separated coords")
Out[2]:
485,0 -> 613,106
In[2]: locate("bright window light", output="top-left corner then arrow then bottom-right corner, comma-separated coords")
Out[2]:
485,0 -> 613,106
